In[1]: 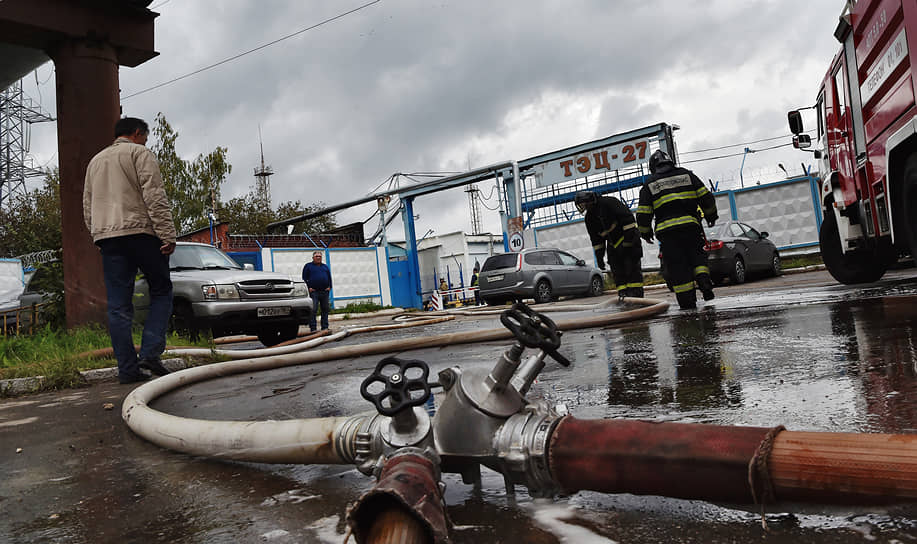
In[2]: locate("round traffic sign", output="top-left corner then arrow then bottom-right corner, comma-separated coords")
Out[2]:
509,232 -> 524,252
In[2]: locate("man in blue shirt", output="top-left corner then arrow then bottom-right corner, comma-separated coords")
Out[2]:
302,250 -> 332,331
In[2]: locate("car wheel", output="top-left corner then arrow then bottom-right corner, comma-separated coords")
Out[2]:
258,323 -> 300,347
169,300 -> 199,342
729,257 -> 746,284
588,275 -> 604,297
533,279 -> 553,304
770,252 -> 781,276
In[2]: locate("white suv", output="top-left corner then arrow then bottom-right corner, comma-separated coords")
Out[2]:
135,242 -> 313,346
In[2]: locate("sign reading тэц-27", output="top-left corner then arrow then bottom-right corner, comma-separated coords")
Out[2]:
530,138 -> 651,188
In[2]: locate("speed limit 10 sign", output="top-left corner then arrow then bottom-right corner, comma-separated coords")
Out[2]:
509,232 -> 524,252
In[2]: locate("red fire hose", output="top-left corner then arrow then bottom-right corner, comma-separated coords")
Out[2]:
549,418 -> 917,505
347,452 -> 449,544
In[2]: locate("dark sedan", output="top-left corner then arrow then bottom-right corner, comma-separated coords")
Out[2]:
703,221 -> 780,284
659,221 -> 780,288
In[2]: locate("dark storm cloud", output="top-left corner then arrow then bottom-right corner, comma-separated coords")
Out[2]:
26,0 -> 843,233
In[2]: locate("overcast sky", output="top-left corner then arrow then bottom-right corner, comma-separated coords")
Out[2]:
22,0 -> 842,241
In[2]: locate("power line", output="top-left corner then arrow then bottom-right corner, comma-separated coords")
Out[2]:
680,143 -> 794,165
121,1 -> 381,101
680,130 -> 815,155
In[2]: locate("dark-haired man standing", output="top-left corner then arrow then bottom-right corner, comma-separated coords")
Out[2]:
83,117 -> 176,383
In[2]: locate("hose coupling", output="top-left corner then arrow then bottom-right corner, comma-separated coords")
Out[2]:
492,401 -> 564,496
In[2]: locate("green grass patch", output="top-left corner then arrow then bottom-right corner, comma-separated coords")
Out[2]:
780,253 -> 823,270
0,325 -> 210,389
329,301 -> 395,315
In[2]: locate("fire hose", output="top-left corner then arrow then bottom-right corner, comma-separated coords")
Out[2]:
123,300 -> 917,543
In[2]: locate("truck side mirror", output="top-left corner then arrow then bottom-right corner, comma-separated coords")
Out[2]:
793,134 -> 812,149
788,110 -> 804,134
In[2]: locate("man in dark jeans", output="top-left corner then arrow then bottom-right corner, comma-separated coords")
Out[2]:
302,250 -> 332,331
83,117 -> 176,383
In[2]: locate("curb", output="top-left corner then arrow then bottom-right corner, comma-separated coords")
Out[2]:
329,307 -> 406,321
0,357 -> 189,395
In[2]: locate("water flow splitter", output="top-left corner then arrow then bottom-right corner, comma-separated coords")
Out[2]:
346,302 -> 571,542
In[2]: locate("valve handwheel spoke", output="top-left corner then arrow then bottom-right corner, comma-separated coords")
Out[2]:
500,302 -> 570,367
360,357 -> 432,416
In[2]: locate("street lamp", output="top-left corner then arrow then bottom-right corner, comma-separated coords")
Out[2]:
739,147 -> 755,188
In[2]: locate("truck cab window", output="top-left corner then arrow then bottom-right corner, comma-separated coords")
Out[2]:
817,94 -> 825,139
834,68 -> 846,117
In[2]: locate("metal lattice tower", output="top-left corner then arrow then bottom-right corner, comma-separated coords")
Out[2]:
253,129 -> 273,207
0,79 -> 54,209
465,183 -> 482,234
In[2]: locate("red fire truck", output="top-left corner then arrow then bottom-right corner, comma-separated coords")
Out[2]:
788,0 -> 917,284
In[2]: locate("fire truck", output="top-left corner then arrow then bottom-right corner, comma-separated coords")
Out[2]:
788,0 -> 917,284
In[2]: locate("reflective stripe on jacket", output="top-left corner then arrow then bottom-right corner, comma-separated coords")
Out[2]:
636,165 -> 717,237
584,195 -> 640,263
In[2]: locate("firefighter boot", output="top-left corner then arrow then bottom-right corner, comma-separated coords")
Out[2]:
676,290 -> 697,310
697,274 -> 715,301
630,286 -> 644,298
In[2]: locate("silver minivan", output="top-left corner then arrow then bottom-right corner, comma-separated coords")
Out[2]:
478,248 -> 605,305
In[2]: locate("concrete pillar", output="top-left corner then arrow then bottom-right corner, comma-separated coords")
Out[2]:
50,39 -> 120,329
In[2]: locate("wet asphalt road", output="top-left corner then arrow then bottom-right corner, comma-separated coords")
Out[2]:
2,268 -> 917,543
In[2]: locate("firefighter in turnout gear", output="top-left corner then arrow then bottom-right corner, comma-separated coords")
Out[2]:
636,150 -> 718,309
575,190 -> 644,298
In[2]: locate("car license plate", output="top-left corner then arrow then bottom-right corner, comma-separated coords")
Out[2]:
488,274 -> 504,282
257,306 -> 291,317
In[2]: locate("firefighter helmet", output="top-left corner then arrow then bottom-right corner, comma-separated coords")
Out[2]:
649,149 -> 674,174
574,190 -> 598,213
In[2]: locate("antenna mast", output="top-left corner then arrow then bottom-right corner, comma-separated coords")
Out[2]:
253,126 -> 273,207
465,183 -> 482,234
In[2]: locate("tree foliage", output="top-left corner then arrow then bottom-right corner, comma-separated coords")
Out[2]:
0,113 -> 337,259
0,169 -> 61,257
220,189 -> 337,235
150,112 -> 231,235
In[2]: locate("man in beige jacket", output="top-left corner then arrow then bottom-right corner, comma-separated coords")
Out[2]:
83,117 -> 177,383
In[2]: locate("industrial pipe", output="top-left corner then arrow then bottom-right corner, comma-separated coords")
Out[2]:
548,418 -> 917,505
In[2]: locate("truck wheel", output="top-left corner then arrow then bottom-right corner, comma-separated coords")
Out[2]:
819,210 -> 886,284
533,279 -> 553,304
169,300 -> 199,342
258,323 -> 300,347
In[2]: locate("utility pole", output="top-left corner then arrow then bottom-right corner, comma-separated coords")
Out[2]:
465,183 -> 482,234
0,79 -> 54,208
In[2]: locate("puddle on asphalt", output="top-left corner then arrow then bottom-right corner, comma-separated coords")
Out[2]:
537,295 -> 917,434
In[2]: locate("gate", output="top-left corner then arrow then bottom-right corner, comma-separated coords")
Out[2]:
388,257 -> 413,308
